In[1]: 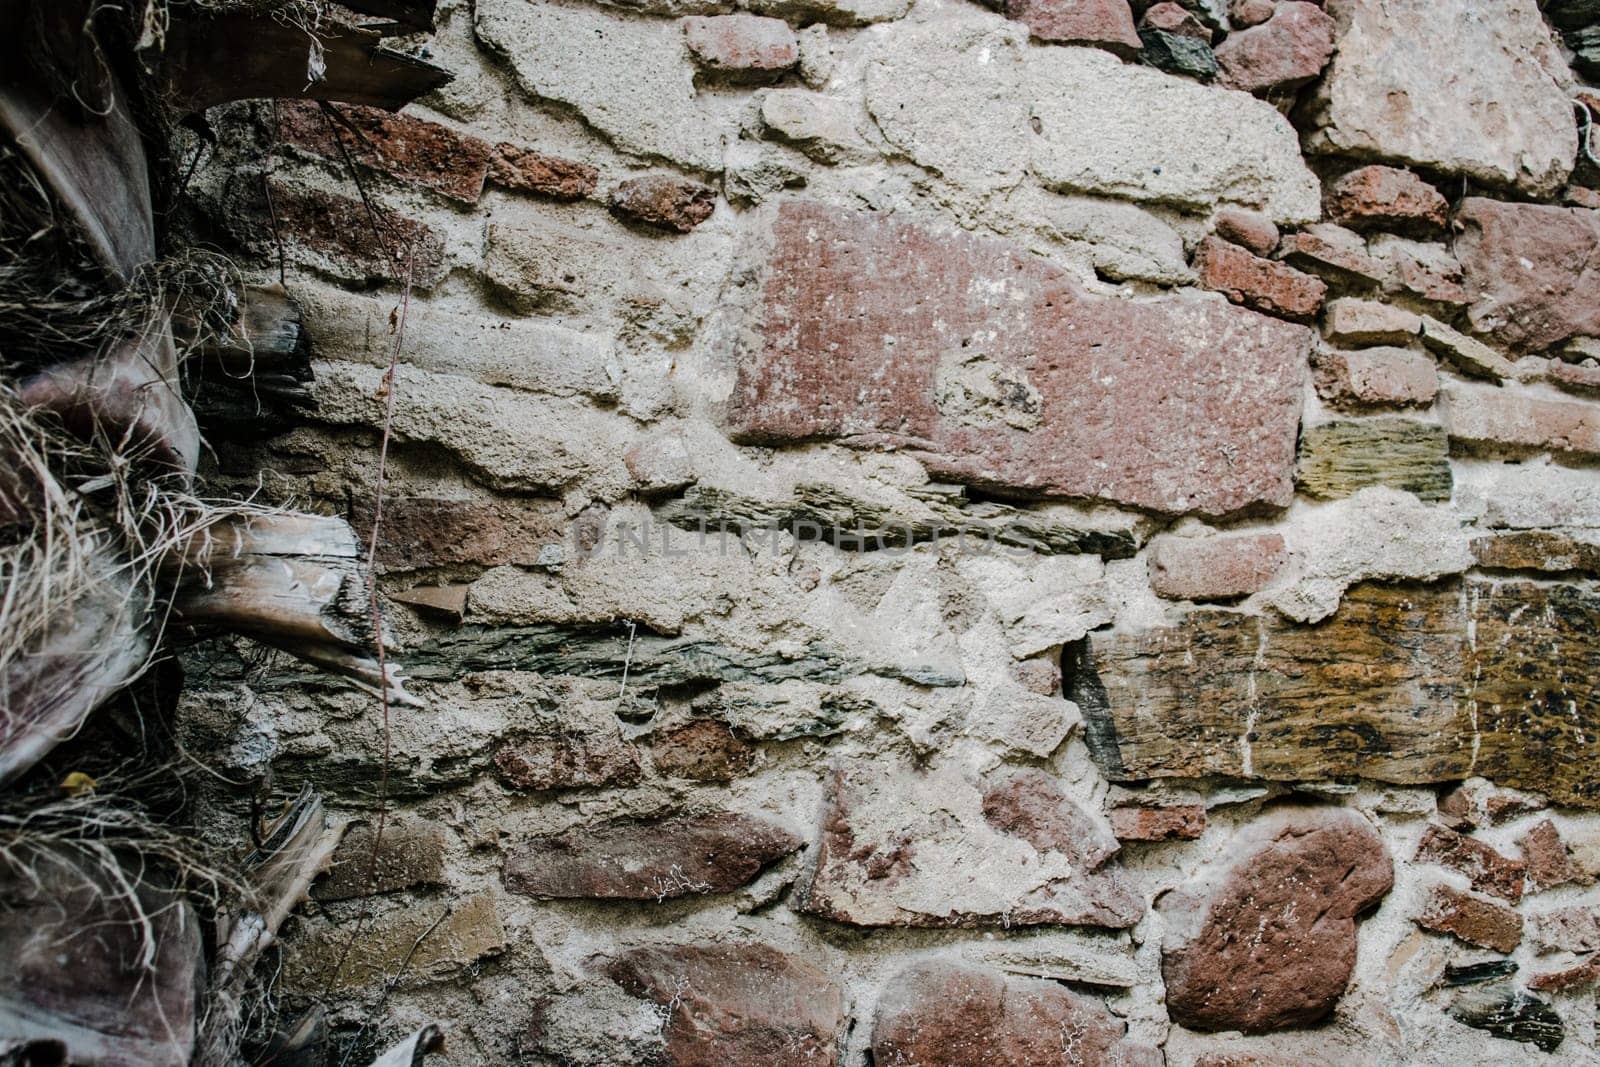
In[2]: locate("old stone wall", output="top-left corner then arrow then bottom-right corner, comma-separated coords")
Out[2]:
179,0 -> 1600,1062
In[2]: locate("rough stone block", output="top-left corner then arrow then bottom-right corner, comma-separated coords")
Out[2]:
494,730 -> 643,791
488,144 -> 598,199
1295,419 -> 1452,502
1214,206 -> 1279,257
603,943 -> 846,1067
1455,199 -> 1600,354
649,719 -> 761,780
314,816 -> 449,902
683,14 -> 799,77
1529,903 -> 1600,954
1214,1 -> 1335,94
1305,0 -> 1576,197
1371,236 -> 1469,306
1444,383 -> 1600,460
300,893 -> 506,991
1006,0 -> 1142,55
350,494 -> 566,572
608,174 -> 716,232
1324,165 -> 1449,236
1138,24 -> 1219,79
503,813 -> 800,900
1027,45 -> 1320,221
725,202 -> 1311,519
796,760 -> 1142,928
1311,347 -> 1438,409
1277,224 -> 1383,288
1471,531 -> 1600,574
871,961 -> 1161,1065
1195,235 -> 1327,322
1142,1 -> 1210,38
1321,298 -> 1420,346
1148,531 -> 1287,601
760,89 -> 874,164
1161,808 -> 1393,1033
1520,820 -> 1579,893
1419,316 -> 1516,381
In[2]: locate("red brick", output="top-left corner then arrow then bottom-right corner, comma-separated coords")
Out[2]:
1312,347 -> 1438,409
1148,531 -> 1287,601
1528,955 -> 1600,993
1415,883 -> 1523,952
1414,823 -> 1526,902
1195,235 -> 1327,323
488,144 -> 598,200
1445,383 -> 1600,460
1326,166 -> 1450,235
1214,2 -> 1335,94
1455,199 -> 1600,353
1214,206 -> 1279,256
725,202 -> 1311,519
1006,0 -> 1142,55
608,174 -> 716,232
683,15 -> 798,77
277,101 -> 492,204
1109,803 -> 1206,841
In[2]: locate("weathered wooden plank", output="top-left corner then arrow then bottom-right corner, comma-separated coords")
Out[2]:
1071,580 -> 1600,806
1296,419 -> 1453,502
163,12 -> 452,116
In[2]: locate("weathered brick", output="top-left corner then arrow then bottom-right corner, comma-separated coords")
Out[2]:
1312,347 -> 1438,409
277,101 -> 492,204
1214,1 -> 1335,94
1278,225 -> 1384,288
494,731 -> 642,791
1148,532 -> 1286,601
488,144 -> 599,200
1108,802 -> 1206,841
236,180 -> 447,286
1195,236 -> 1326,322
1419,316 -> 1517,382
683,14 -> 798,77
608,174 -> 717,232
1005,0 -> 1142,55
1444,383 -> 1600,459
604,943 -> 846,1067
1325,165 -> 1449,235
1214,206 -> 1280,257
1520,820 -> 1579,892
314,816 -> 449,902
1528,956 -> 1600,994
872,961 -> 1161,1065
1414,823 -> 1526,902
1295,419 -> 1452,502
503,813 -> 800,900
351,495 -> 566,572
650,719 -> 761,780
1530,903 -> 1600,953
1455,198 -> 1600,353
1322,298 -> 1420,346
1415,883 -> 1523,953
726,202 -> 1310,519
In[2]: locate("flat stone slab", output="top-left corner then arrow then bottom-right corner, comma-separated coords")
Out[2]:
723,201 -> 1310,518
1069,579 -> 1600,807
